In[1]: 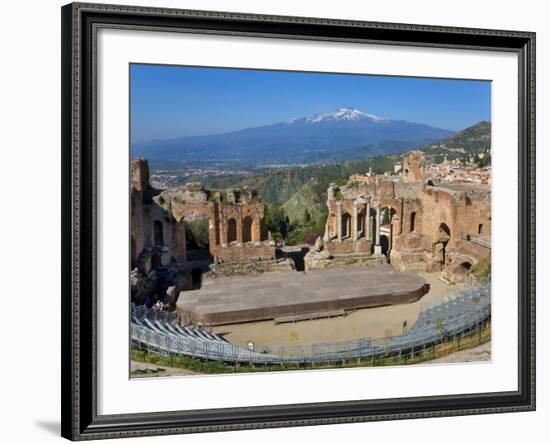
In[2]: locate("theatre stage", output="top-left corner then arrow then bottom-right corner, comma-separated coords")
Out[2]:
176,264 -> 428,326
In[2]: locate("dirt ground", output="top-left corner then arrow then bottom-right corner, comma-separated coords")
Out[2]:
212,272 -> 469,348
425,341 -> 491,364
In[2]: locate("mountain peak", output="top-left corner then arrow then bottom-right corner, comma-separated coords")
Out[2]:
286,108 -> 389,125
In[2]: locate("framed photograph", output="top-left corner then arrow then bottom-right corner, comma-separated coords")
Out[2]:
61,2 -> 535,440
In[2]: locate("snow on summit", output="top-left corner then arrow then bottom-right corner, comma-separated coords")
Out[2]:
286,108 -> 389,124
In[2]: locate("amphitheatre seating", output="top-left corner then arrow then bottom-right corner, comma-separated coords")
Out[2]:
130,284 -> 491,365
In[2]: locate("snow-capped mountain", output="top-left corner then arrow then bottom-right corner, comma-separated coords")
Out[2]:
132,108 -> 454,165
294,108 -> 389,124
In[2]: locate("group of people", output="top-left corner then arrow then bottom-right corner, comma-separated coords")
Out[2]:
144,297 -> 167,312
152,299 -> 166,311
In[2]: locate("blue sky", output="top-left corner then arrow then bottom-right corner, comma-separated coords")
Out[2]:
130,64 -> 491,143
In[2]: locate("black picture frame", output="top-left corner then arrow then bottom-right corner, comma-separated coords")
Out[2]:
61,2 -> 536,440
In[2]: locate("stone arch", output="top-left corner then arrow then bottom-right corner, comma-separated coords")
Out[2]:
342,212 -> 352,239
380,205 -> 398,253
410,212 -> 417,233
453,261 -> 473,280
259,217 -> 268,241
329,213 -> 336,239
242,216 -> 253,243
153,220 -> 164,246
434,222 -> 451,267
426,179 -> 435,186
380,204 -> 399,221
227,218 -> 237,243
380,234 -> 390,256
439,222 -> 451,238
357,208 -> 366,238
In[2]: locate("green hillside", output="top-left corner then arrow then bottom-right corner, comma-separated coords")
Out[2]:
235,155 -> 397,205
282,179 -> 325,224
424,121 -> 491,162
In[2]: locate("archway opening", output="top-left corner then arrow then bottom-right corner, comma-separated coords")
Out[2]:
427,179 -> 435,186
357,209 -> 365,238
478,223 -> 484,234
153,220 -> 164,246
260,217 -> 268,241
410,212 -> 416,233
380,235 -> 390,256
227,218 -> 237,243
342,212 -> 352,239
184,218 -> 210,261
439,222 -> 451,238
456,261 -> 473,278
242,216 -> 253,243
381,206 -> 397,256
435,223 -> 451,266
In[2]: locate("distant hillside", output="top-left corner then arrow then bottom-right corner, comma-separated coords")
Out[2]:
234,155 -> 397,206
423,121 -> 491,160
132,108 -> 453,165
282,179 -> 326,224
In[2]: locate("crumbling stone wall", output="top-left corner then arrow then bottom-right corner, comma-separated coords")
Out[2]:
132,162 -> 275,267
322,150 -> 491,274
130,158 -> 187,275
402,150 -> 425,181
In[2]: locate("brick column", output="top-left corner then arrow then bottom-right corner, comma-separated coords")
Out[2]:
336,201 -> 343,242
374,203 -> 382,255
219,206 -> 227,246
253,211 -> 261,243
236,207 -> 243,243
366,199 -> 371,240
352,200 -> 358,241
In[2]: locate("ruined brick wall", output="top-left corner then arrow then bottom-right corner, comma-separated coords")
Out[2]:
417,187 -> 459,248
419,186 -> 491,250
130,188 -> 145,267
455,239 -> 491,259
453,192 -> 492,238
210,244 -> 276,262
320,151 -> 490,273
378,181 -> 396,203
216,202 -> 266,245
402,151 -> 425,182
394,181 -> 423,199
170,200 -> 210,223
130,159 -> 187,271
131,158 -> 149,192
325,239 -> 372,255
400,198 -> 423,236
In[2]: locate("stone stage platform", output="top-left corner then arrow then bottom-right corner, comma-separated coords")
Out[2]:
176,264 -> 428,326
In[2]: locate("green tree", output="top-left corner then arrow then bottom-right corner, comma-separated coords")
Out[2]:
184,218 -> 209,249
303,208 -> 311,224
265,203 -> 288,240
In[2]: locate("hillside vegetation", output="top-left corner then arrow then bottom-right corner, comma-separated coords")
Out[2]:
424,121 -> 491,162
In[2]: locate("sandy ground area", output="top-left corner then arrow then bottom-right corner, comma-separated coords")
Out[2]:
425,341 -> 491,364
212,271 -> 468,348
130,360 -> 201,377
